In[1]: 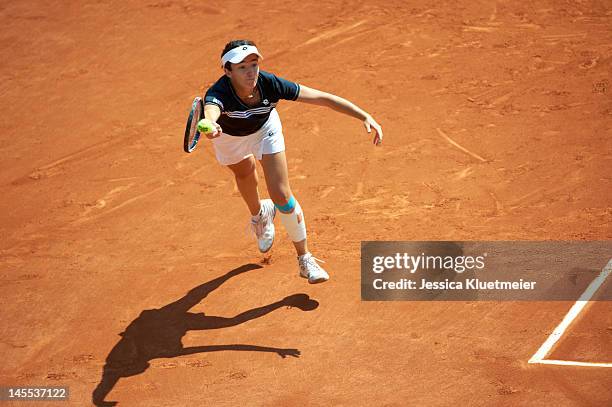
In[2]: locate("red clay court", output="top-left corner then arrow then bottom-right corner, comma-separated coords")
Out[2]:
1,0 -> 611,405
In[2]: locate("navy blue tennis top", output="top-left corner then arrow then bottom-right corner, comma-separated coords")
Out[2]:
204,71 -> 300,137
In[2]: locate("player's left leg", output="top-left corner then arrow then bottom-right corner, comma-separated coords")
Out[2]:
260,151 -> 305,254
260,151 -> 329,284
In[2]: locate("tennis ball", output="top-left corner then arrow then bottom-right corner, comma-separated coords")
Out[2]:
197,118 -> 215,134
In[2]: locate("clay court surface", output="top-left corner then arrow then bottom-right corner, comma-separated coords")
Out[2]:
1,0 -> 611,405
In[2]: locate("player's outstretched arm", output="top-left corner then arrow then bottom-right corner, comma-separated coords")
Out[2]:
296,85 -> 383,145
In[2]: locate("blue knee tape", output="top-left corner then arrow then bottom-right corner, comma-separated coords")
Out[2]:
274,196 -> 296,213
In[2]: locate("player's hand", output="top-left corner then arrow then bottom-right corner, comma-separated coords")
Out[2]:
205,122 -> 223,139
364,116 -> 383,146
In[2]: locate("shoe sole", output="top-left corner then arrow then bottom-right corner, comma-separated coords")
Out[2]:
308,277 -> 329,284
300,273 -> 329,284
259,242 -> 273,253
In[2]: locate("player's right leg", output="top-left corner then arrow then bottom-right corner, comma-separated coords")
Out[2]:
227,156 -> 261,216
227,157 -> 276,253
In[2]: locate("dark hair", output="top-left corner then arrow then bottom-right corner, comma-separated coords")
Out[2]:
221,39 -> 256,71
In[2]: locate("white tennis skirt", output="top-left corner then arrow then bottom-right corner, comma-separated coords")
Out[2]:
211,109 -> 285,166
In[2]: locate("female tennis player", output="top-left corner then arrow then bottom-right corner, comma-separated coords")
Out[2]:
203,39 -> 383,284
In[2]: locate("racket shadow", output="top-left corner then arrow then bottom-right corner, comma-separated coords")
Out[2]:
92,263 -> 319,406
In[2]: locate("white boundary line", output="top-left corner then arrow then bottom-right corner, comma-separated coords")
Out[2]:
532,359 -> 612,368
528,258 -> 612,367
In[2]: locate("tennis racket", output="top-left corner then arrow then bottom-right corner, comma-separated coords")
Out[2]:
183,96 -> 204,153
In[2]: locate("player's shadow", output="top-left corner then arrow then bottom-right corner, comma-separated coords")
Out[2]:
92,264 -> 318,406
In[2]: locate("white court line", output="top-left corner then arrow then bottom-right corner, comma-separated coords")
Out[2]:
528,258 -> 612,367
533,359 -> 612,368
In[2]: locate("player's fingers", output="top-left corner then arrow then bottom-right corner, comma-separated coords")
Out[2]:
373,128 -> 383,145
364,121 -> 372,133
376,125 -> 383,138
206,124 -> 222,139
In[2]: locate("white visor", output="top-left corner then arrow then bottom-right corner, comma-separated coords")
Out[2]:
221,45 -> 263,68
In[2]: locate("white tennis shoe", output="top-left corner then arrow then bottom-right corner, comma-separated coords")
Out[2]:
250,199 -> 276,253
298,253 -> 329,284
